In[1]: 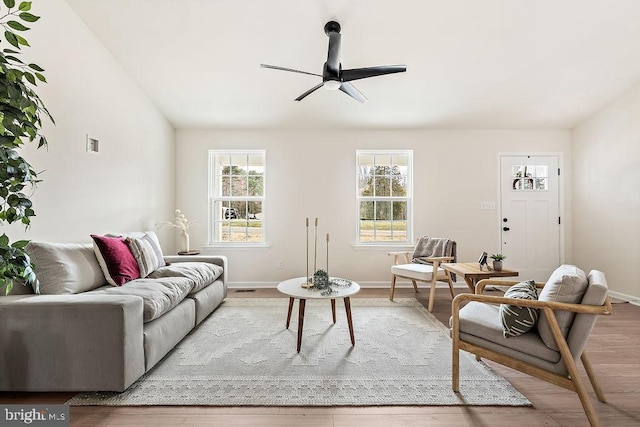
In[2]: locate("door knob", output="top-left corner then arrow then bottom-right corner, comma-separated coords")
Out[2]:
503,227 -> 510,231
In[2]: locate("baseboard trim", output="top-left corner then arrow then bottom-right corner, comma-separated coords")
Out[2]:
608,290 -> 640,306
227,281 -> 470,290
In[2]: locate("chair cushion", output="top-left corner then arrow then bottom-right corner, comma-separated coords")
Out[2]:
391,263 -> 443,281
457,301 -> 560,364
500,280 -> 539,338
537,265 -> 588,350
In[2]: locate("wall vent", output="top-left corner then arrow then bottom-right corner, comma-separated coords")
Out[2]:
86,135 -> 99,153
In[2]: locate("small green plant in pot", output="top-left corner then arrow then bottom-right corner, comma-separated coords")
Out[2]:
0,0 -> 53,294
490,254 -> 506,271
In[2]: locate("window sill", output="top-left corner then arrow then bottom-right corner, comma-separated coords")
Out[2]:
204,243 -> 271,251
351,243 -> 414,251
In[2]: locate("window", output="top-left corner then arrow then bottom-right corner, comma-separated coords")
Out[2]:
356,150 -> 412,243
209,150 -> 265,243
511,165 -> 548,191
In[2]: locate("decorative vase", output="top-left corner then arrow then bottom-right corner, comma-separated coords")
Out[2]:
181,231 -> 190,253
493,260 -> 503,271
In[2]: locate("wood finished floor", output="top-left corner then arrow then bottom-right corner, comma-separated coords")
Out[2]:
1,287 -> 639,427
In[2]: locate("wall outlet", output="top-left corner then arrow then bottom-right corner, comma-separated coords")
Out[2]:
277,260 -> 284,269
480,201 -> 496,210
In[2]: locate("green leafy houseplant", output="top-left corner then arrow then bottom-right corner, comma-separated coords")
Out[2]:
490,254 -> 506,261
0,0 -> 53,294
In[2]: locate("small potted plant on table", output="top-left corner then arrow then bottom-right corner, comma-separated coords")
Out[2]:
490,254 -> 506,271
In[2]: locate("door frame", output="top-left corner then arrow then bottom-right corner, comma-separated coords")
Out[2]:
497,152 -> 566,268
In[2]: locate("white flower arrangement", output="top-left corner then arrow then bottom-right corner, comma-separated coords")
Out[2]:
159,209 -> 196,232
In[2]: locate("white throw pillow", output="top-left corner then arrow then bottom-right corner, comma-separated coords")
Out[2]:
125,235 -> 165,277
26,242 -> 106,294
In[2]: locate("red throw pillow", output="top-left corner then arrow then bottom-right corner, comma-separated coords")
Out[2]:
91,234 -> 141,286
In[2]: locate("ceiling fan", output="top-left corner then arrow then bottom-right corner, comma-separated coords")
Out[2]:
261,21 -> 406,103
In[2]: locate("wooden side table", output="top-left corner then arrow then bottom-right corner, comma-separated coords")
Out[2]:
441,262 -> 519,293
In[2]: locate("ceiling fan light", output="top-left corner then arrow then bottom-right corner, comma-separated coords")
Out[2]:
323,80 -> 341,91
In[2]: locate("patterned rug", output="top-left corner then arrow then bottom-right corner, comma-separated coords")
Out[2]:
67,298 -> 530,406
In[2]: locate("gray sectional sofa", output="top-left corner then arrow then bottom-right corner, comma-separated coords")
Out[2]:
0,241 -> 227,392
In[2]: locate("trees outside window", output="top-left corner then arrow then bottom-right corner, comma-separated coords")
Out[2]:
209,151 -> 265,243
356,151 -> 412,243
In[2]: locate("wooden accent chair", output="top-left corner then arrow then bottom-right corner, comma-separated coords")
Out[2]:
388,237 -> 456,311
451,267 -> 612,427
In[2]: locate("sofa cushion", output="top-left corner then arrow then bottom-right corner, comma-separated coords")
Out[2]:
88,277 -> 193,322
126,235 -> 164,278
148,262 -> 223,294
537,265 -> 588,350
26,242 -> 106,294
91,235 -> 141,286
500,280 -> 539,338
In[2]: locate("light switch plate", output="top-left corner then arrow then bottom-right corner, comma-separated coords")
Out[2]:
480,201 -> 496,210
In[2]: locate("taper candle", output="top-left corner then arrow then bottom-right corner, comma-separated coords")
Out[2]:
326,233 -> 330,276
305,218 -> 309,286
313,217 -> 318,273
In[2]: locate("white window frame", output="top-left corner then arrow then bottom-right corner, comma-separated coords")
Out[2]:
208,150 -> 266,246
355,150 -> 413,245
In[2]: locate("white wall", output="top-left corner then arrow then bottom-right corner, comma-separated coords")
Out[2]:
572,83 -> 640,299
5,0 -> 176,249
176,129 -> 571,286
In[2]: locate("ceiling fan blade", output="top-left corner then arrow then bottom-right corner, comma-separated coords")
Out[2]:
260,64 -> 322,77
339,82 -> 368,103
326,32 -> 341,75
295,83 -> 324,101
341,65 -> 407,82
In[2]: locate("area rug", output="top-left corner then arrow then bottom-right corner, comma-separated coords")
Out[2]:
67,298 -> 530,406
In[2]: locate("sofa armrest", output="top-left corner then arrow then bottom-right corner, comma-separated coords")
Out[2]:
164,255 -> 228,287
0,294 -> 145,392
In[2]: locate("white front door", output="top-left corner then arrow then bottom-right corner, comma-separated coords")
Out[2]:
500,155 -> 561,281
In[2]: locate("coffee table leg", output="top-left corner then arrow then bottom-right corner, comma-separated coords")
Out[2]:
344,297 -> 355,346
331,299 -> 336,324
286,297 -> 294,328
297,298 -> 306,353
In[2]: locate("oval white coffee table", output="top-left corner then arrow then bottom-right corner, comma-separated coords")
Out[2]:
277,277 -> 360,353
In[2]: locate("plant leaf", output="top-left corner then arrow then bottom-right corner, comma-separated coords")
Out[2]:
27,62 -> 43,71
34,71 -> 45,82
4,31 -> 20,48
5,55 -> 23,63
18,12 -> 38,22
7,21 -> 29,32
18,2 -> 32,12
23,70 -> 35,85
10,240 -> 29,249
15,34 -> 29,46
3,0 -> 16,9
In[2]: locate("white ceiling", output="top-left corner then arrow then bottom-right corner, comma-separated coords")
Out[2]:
65,0 -> 640,130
